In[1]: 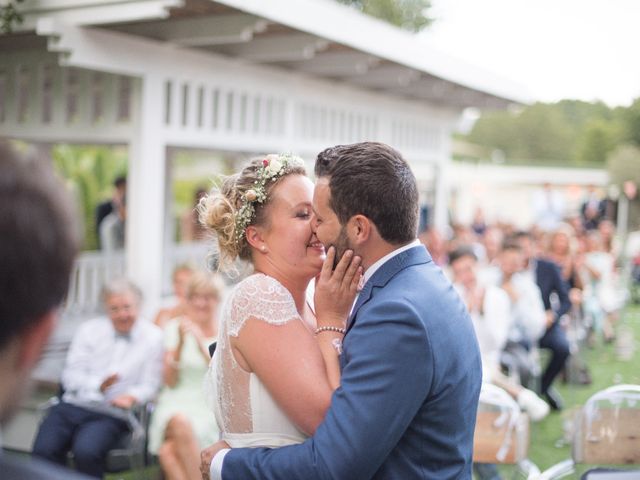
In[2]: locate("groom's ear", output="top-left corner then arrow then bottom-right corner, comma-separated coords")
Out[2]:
349,214 -> 371,244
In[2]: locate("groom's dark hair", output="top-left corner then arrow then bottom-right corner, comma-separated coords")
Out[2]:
315,142 -> 418,244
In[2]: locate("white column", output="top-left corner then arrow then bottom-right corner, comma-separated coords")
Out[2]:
433,128 -> 452,231
127,74 -> 166,317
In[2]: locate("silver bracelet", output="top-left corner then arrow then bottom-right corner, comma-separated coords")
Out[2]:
314,325 -> 346,336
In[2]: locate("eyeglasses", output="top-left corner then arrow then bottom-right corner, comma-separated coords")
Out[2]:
107,303 -> 136,314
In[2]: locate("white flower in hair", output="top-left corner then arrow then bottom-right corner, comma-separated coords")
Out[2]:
265,155 -> 283,175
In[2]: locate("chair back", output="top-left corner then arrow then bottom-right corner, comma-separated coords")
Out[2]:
473,383 -> 530,464
573,384 -> 640,465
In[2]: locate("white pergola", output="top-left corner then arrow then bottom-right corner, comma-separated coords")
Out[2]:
0,0 -> 528,317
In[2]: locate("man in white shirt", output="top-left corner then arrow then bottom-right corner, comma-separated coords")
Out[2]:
32,279 -> 163,478
491,240 -> 547,390
449,247 -> 548,420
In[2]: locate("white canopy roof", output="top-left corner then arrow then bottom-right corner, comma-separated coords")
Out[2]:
14,0 -> 530,109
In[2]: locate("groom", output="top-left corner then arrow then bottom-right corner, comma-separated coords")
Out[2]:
202,142 -> 482,479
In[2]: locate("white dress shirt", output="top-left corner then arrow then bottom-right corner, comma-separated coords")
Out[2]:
210,239 -> 422,479
454,283 -> 511,382
61,316 -> 164,406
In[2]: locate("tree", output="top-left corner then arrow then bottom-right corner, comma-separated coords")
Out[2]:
1,0 -> 24,34
337,0 -> 433,32
465,100 -> 624,165
52,145 -> 128,250
511,103 -> 574,161
575,119 -> 617,165
622,97 -> 640,147
466,110 -> 518,158
608,144 -> 640,188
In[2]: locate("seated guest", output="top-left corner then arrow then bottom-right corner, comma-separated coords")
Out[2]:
32,279 -> 163,478
148,272 -> 223,480
481,225 -> 504,267
154,264 -> 195,329
485,240 -> 547,389
449,247 -> 549,421
583,231 -> 623,342
513,231 -> 571,410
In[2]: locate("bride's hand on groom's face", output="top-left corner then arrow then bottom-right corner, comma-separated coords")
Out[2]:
200,440 -> 231,480
315,247 -> 363,327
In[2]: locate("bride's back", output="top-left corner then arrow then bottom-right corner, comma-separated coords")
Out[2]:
205,273 -> 308,448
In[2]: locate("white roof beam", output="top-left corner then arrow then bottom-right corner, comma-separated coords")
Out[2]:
398,78 -> 490,107
115,14 -> 268,47
18,0 -> 181,31
290,51 -> 380,77
350,65 -> 420,89
400,79 -> 457,99
212,34 -> 329,63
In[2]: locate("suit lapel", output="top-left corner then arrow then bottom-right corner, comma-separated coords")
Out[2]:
345,245 -> 431,333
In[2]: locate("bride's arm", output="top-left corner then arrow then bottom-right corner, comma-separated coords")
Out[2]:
230,251 -> 361,436
231,318 -> 333,435
313,247 -> 363,390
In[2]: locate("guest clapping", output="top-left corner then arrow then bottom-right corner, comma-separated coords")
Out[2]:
148,271 -> 223,480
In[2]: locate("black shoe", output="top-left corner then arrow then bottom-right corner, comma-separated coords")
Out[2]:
544,388 -> 564,411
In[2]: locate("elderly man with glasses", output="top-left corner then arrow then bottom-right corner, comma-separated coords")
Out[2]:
32,279 -> 163,478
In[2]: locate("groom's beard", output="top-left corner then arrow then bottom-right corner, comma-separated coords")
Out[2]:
330,226 -> 352,270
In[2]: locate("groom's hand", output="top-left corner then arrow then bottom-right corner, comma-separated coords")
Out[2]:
200,441 -> 231,480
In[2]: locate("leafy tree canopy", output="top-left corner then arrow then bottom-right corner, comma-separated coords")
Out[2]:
337,0 -> 433,32
465,99 -> 631,166
608,144 -> 640,188
1,0 -> 24,34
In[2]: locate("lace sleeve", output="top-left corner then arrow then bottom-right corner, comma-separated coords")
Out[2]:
226,274 -> 300,337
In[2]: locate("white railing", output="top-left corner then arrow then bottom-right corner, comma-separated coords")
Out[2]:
64,242 -> 213,318
64,250 -> 126,317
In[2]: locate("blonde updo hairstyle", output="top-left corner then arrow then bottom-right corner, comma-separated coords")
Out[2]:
198,157 -> 306,270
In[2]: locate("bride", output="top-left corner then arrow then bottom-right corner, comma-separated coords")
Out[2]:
199,154 -> 361,453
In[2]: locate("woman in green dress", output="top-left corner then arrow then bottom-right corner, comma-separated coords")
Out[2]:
148,271 -> 223,480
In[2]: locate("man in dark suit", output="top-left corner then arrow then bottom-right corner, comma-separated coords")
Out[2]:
580,185 -> 605,231
95,175 -> 126,248
0,141 -> 89,479
201,142 -> 482,479
513,231 -> 571,410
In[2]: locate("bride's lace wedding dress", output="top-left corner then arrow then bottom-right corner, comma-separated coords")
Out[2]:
204,273 -> 310,448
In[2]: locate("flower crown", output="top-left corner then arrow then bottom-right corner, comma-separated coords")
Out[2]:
234,153 -> 305,245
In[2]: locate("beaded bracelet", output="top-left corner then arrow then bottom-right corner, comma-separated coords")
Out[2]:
314,325 -> 346,336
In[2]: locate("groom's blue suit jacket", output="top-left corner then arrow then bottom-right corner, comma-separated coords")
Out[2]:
222,245 -> 482,479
